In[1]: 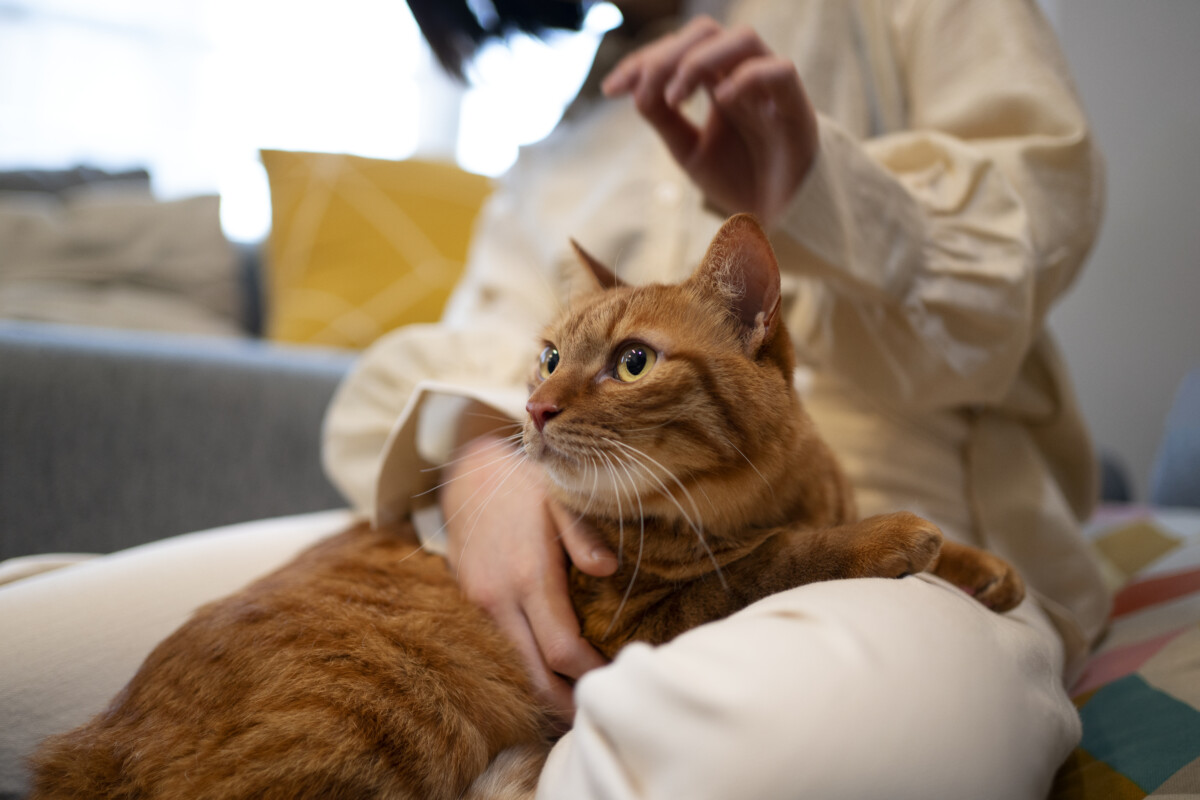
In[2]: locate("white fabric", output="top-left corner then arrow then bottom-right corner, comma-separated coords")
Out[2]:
542,575 -> 1078,800
0,510 -> 355,796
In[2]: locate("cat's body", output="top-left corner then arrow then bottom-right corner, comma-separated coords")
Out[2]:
30,215 -> 1023,799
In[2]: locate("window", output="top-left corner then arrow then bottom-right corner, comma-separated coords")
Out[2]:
0,0 -> 617,241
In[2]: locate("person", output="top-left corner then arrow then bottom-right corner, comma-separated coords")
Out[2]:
0,1 -> 1109,798
327,0 -> 1111,796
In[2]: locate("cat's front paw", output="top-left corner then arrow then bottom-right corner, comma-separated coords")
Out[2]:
932,541 -> 1026,613
853,511 -> 943,579
964,553 -> 1026,613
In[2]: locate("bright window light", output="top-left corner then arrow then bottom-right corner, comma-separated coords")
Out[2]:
457,3 -> 621,176
0,0 -> 621,242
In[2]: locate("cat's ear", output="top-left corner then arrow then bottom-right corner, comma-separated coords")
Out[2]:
569,239 -> 625,292
694,213 -> 782,355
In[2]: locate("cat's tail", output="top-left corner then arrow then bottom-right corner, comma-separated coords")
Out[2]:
463,742 -> 548,800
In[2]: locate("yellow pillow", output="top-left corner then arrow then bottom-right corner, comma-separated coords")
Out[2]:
260,150 -> 493,348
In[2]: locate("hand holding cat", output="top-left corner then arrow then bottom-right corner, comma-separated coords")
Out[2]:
602,15 -> 818,228
439,435 -> 617,723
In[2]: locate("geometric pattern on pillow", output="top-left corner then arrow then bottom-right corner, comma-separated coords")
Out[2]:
1050,508 -> 1200,798
260,150 -> 492,349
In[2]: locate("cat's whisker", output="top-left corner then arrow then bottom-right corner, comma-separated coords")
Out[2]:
602,450 -> 646,640
605,439 -> 728,591
418,430 -> 525,475
565,449 -> 605,551
414,437 -> 526,499
721,436 -> 774,497
595,447 -> 628,572
605,439 -> 704,538
435,450 -> 530,567
456,456 -> 543,570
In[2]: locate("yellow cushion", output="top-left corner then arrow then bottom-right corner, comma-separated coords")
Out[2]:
260,150 -> 492,348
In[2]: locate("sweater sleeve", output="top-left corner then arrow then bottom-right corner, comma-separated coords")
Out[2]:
773,0 -> 1103,411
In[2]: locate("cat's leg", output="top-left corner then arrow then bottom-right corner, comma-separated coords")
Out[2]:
749,510 -> 943,593
631,511 -> 944,644
815,511 -> 945,580
928,539 -> 1025,612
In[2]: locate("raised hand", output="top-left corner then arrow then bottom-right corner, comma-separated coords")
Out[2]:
602,16 -> 818,228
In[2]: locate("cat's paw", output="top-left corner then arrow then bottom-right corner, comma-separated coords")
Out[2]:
853,511 -> 943,579
933,542 -> 1026,613
962,553 -> 1026,613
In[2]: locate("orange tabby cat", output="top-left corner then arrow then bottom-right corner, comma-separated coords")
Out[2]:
29,214 -> 1022,799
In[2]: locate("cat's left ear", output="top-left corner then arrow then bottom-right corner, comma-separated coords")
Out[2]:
569,239 -> 625,292
694,214 -> 782,356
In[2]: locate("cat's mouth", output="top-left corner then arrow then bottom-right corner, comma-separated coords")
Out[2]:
522,425 -> 570,469
523,424 -> 608,495
524,423 -> 675,508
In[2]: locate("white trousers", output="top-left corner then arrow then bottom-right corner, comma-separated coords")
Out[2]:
0,512 -> 1078,799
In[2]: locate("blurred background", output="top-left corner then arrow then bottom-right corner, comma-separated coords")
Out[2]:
0,0 -> 1196,502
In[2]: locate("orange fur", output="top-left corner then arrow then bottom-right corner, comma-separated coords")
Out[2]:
29,215 -> 1022,798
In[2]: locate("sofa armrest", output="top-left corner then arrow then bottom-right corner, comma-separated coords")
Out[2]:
0,321 -> 356,560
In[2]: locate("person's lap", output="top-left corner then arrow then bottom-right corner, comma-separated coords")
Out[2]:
543,574 -> 1078,800
0,513 -> 1077,800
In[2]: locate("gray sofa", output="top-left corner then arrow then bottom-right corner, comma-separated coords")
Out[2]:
0,320 -> 355,561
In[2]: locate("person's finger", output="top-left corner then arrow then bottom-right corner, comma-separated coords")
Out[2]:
712,55 -> 809,131
601,15 -> 721,98
519,521 -> 610,681
550,501 -> 617,577
492,605 -> 578,723
627,22 -> 725,160
664,25 -> 768,107
710,56 -> 818,223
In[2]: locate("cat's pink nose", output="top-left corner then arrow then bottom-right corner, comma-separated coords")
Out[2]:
526,401 -> 562,433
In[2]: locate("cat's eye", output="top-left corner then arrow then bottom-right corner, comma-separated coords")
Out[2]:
615,344 -> 658,383
539,346 -> 560,379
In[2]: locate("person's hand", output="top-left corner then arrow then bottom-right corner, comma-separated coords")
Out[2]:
602,16 -> 818,228
439,434 -> 618,724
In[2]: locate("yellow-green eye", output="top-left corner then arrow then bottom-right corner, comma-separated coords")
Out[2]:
539,346 -> 560,379
615,344 -> 657,382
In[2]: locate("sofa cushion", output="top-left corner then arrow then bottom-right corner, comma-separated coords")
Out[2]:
0,187 -> 242,336
260,150 -> 492,349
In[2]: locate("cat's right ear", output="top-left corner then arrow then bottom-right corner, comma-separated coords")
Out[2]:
694,214 -> 782,356
570,239 -> 625,292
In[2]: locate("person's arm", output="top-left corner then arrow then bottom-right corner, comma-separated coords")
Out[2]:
772,0 -> 1102,410
604,0 -> 1102,411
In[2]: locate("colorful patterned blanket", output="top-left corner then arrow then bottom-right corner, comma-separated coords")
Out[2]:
1052,506 -> 1200,798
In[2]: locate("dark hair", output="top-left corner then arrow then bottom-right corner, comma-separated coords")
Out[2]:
406,0 -> 589,81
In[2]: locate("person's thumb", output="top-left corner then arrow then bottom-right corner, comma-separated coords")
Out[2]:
549,502 -> 618,577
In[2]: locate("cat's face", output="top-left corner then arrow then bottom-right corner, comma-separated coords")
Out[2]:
522,214 -> 795,522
